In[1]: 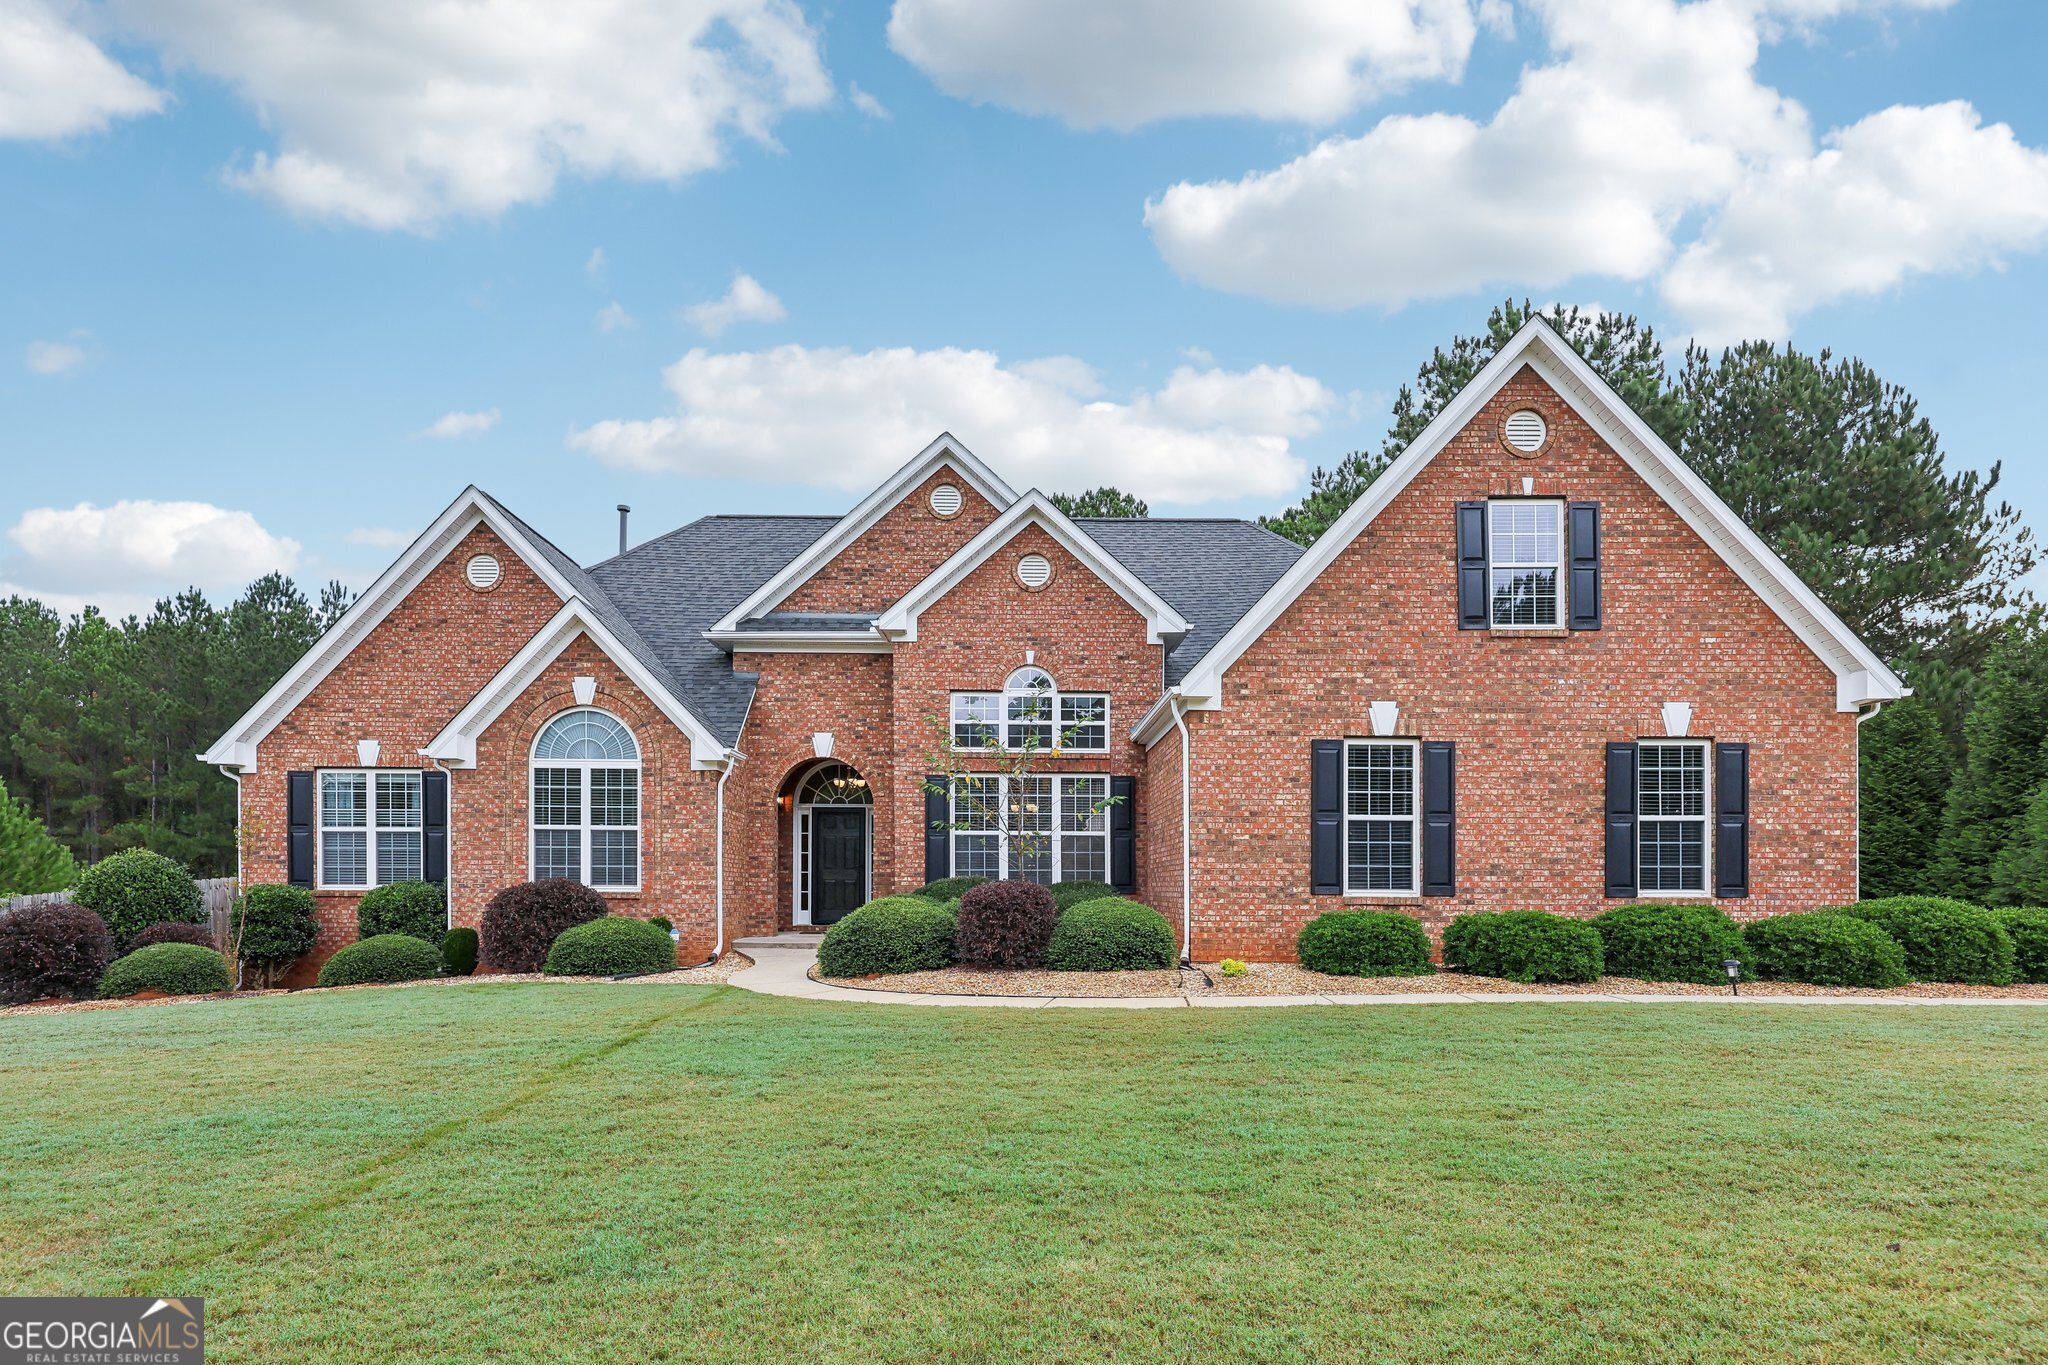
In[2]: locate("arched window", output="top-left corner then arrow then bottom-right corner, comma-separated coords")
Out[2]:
947,666 -> 1109,753
531,708 -> 641,889
798,762 -> 872,806
1004,666 -> 1056,750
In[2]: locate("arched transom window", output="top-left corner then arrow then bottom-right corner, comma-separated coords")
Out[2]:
948,666 -> 1108,752
531,708 -> 641,889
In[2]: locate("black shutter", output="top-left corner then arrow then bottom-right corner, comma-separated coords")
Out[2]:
1421,741 -> 1456,897
1311,740 -> 1343,895
287,770 -> 315,888
1456,501 -> 1489,629
1604,742 -> 1638,898
1568,501 -> 1602,631
923,775 -> 951,884
1715,742 -> 1750,899
422,769 -> 449,886
1110,775 -> 1136,893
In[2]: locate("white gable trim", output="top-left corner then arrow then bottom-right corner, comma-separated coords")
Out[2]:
703,628 -> 893,654
711,433 -> 1018,631
1171,319 -> 1907,714
200,487 -> 585,772
425,598 -> 730,770
874,491 -> 1190,645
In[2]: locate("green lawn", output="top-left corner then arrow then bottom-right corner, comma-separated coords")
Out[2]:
3,986 -> 2045,1361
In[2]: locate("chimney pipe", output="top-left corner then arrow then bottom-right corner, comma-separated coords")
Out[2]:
617,504 -> 631,556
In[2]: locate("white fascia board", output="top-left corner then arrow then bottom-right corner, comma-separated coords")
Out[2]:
1177,319 -> 1906,712
712,433 -> 1019,632
200,487 -> 583,772
425,598 -> 730,770
1129,686 -> 1217,749
874,491 -> 1191,645
705,630 -> 892,654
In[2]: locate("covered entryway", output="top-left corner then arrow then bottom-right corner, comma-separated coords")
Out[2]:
792,761 -> 872,926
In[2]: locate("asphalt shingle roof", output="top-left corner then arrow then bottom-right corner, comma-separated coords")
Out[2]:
1073,518 -> 1304,684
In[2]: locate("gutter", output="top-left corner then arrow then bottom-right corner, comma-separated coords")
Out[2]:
711,745 -> 746,966
216,764 -> 245,991
1169,694 -> 1193,968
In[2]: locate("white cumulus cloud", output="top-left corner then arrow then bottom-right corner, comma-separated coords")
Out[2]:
101,0 -> 832,230
685,273 -> 786,336
887,0 -> 1479,129
24,337 -> 87,375
0,0 -> 162,139
3,500 -> 301,603
595,302 -> 636,333
848,82 -> 889,120
568,344 -> 1337,506
418,408 -> 501,440
344,527 -> 413,549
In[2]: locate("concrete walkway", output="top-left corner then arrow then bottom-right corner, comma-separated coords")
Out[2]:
728,936 -> 2047,1009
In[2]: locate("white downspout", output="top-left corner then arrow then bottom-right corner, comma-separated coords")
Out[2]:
217,765 -> 244,990
713,748 -> 745,963
425,756 -> 456,935
1169,695 -> 1193,967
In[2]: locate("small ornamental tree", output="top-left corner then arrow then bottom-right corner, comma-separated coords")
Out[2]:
70,849 -> 203,948
0,776 -> 76,898
233,884 -> 318,988
1858,696 -> 1951,899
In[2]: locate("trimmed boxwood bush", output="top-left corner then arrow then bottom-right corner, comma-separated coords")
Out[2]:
479,879 -> 608,972
442,926 -> 479,977
954,879 -> 1058,968
915,876 -> 987,902
1045,897 -> 1177,971
317,933 -> 442,987
71,848 -> 202,947
1592,903 -> 1747,984
648,916 -> 673,935
1049,880 -> 1119,912
817,896 -> 956,977
545,917 -> 677,976
97,943 -> 230,999
1742,912 -> 1908,988
1444,911 -> 1604,983
0,902 -> 115,1004
1296,910 -> 1434,977
1993,907 -> 2048,984
357,880 -> 446,944
233,884 -> 317,987
131,920 -> 216,951
1834,897 -> 2015,984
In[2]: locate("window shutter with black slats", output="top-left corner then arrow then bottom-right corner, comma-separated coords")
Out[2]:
1456,501 -> 1489,629
1311,740 -> 1343,895
1421,741 -> 1456,897
422,770 -> 449,886
1714,742 -> 1750,898
287,770 -> 315,889
1604,742 -> 1638,898
1567,501 -> 1602,631
923,775 -> 951,884
1110,776 -> 1136,893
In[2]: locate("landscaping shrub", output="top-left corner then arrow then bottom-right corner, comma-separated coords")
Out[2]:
648,916 -> 673,935
1835,897 -> 2015,984
1296,910 -> 1434,977
1050,880 -> 1119,912
544,917 -> 677,976
357,881 -> 446,944
96,943 -> 230,999
479,879 -> 608,972
71,848 -> 202,947
1742,912 -> 1908,988
1218,958 -> 1247,978
1045,898 -> 1177,971
130,920 -> 216,951
1592,903 -> 1747,984
817,896 -> 956,977
233,884 -> 317,988
442,927 -> 479,977
0,902 -> 115,1004
954,879 -> 1058,969
1992,907 -> 2048,984
915,876 -> 987,903
1443,911 -> 1604,983
316,934 -> 442,987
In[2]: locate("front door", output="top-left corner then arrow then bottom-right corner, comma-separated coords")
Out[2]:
812,808 -> 868,925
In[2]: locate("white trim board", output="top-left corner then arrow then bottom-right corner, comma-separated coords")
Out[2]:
712,433 -> 1019,632
873,491 -> 1190,645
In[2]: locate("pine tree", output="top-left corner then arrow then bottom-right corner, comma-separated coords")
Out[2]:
1858,695 -> 1951,898
1932,627 -> 2048,903
1052,488 -> 1149,519
0,775 -> 76,896
1989,778 -> 2048,907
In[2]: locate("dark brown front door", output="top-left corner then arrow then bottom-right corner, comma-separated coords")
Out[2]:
812,808 -> 868,925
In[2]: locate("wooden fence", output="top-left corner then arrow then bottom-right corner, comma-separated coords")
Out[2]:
2,877 -> 240,941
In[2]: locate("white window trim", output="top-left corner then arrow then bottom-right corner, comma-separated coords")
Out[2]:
1342,738 -> 1420,898
1487,498 -> 1565,630
948,773 -> 1111,885
315,768 -> 424,891
948,678 -> 1110,754
1636,738 -> 1712,897
528,709 -> 643,893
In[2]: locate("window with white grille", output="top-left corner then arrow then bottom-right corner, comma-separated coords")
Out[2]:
318,769 -> 423,888
1489,500 -> 1563,628
530,708 -> 641,890
1344,740 -> 1418,895
950,668 -> 1107,752
1638,740 -> 1708,893
951,774 -> 1109,885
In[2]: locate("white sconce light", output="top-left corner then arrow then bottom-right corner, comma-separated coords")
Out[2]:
356,739 -> 381,766
572,676 -> 598,706
812,732 -> 835,759
1661,702 -> 1694,737
1369,700 -> 1400,737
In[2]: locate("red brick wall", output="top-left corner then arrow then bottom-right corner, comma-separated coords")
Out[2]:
776,465 -> 1002,613
1179,364 -> 1858,961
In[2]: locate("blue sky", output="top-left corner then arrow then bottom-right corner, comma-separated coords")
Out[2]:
4,0 -> 2047,617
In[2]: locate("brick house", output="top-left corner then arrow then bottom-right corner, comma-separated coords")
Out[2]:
203,320 -> 1905,975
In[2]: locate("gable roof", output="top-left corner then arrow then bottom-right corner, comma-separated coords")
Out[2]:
873,491 -> 1192,645
711,433 -> 1017,632
1142,318 -> 1906,736
1074,518 -> 1303,684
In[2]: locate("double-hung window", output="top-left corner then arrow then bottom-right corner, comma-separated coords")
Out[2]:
950,667 -> 1109,752
950,773 -> 1109,885
1489,501 -> 1563,627
530,709 -> 642,891
1638,740 -> 1708,893
318,769 -> 423,888
1343,740 -> 1418,895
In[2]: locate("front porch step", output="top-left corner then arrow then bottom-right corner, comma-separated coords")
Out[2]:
734,933 -> 825,952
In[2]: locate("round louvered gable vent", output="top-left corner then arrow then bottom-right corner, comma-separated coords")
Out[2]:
1015,553 -> 1053,590
465,554 -> 502,591
1502,409 -> 1548,455
929,483 -> 963,518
